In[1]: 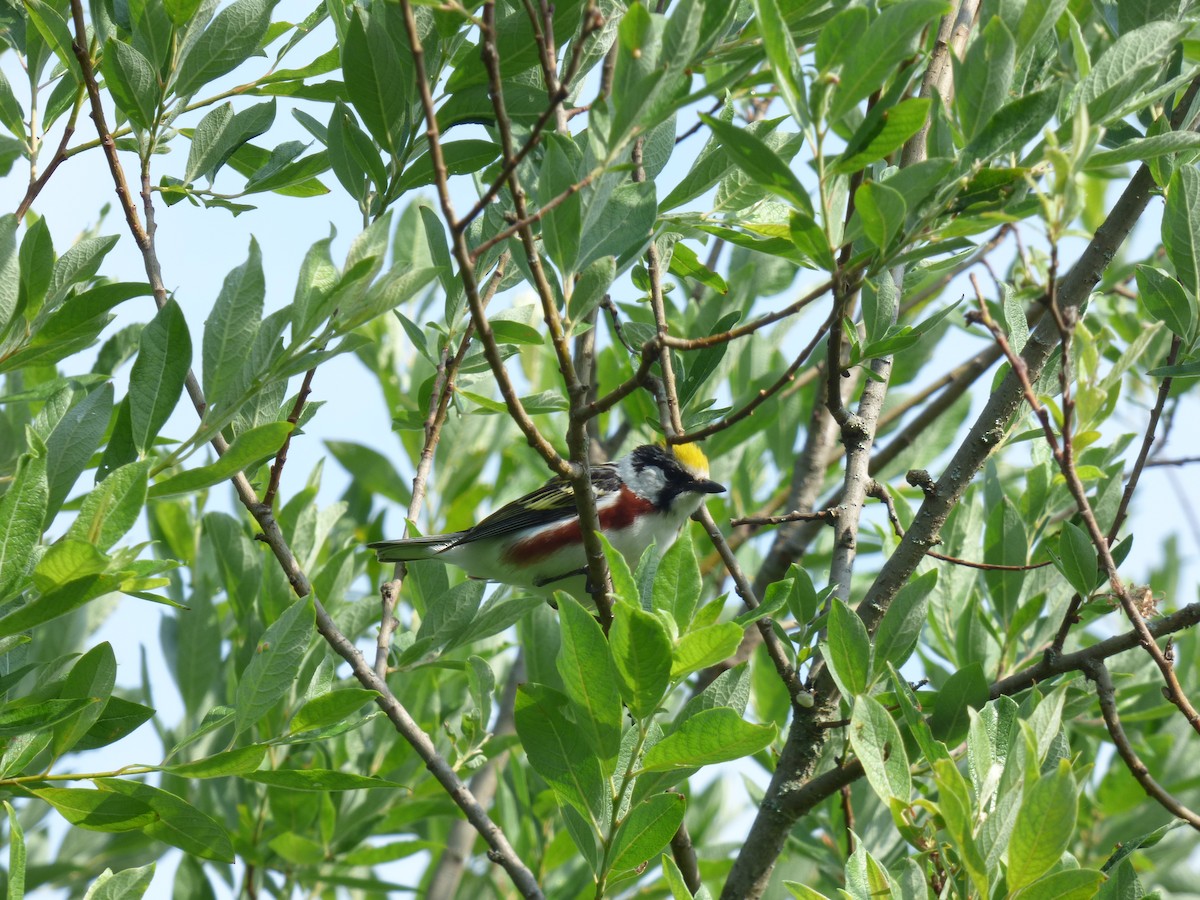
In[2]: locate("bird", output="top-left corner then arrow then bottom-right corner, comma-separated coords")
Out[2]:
369,443 -> 725,601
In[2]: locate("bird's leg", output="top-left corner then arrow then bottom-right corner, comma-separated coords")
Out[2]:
532,567 -> 589,589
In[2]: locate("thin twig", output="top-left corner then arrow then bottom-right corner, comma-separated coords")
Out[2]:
262,367 -> 317,510
15,85 -> 85,221
869,480 -> 1052,572
661,275 -> 850,350
1109,335 -> 1182,540
731,508 -> 839,528
1143,455 -> 1200,468
469,168 -> 599,262
455,3 -> 602,231
669,818 -> 703,895
1053,333 -> 1181,652
1084,660 -> 1200,829
668,312 -> 833,444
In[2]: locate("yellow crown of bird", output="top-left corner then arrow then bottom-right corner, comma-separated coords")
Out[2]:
670,442 -> 710,479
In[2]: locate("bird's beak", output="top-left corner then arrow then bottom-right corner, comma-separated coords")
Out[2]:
693,478 -> 726,494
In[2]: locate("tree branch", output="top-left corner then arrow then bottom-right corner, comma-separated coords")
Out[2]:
480,0 -> 613,623
1084,660 -> 1200,829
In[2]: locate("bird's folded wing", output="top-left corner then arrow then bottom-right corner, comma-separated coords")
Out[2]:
446,464 -> 622,547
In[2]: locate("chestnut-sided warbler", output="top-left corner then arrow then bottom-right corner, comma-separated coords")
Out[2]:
369,443 -> 725,599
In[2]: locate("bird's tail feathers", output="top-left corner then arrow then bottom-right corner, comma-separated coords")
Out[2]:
369,533 -> 466,563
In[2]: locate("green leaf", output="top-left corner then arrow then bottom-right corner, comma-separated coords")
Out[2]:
698,113 -> 810,213
103,40 -> 160,130
396,140 -> 501,194
5,800 -> 25,899
149,422 -> 293,498
827,0 -> 951,122
557,597 -> 623,776
1013,869 -> 1105,900
597,532 -> 639,606
849,695 -> 911,803
234,595 -> 315,735
751,0 -> 807,128
488,319 -> 544,345
929,662 -> 989,745
174,0 -> 274,96
832,98 -> 931,175
82,863 -> 155,900
164,0 -> 203,26
932,758 -> 989,896
164,745 -> 266,778
32,539 -> 107,593
984,497 -> 1027,621
52,641 -> 116,757
1056,522 -> 1098,596
45,383 -> 113,523
609,793 -> 686,874
955,17 -> 1015,141
578,182 -> 658,270
66,460 -> 150,551
966,86 -> 1058,161
74,696 -> 156,751
290,687 -> 379,733
653,527 -> 701,629
640,707 -> 776,772
785,884 -> 836,900
243,769 -> 405,790
539,133 -> 583,275
1008,760 -> 1078,891
128,299 -> 191,455
97,778 -> 234,861
862,274 -> 899,345
667,242 -> 728,294
0,215 -> 18,333
671,622 -> 743,680
0,576 -> 113,636
29,787 -> 154,832
202,239 -> 264,409
1076,21 -> 1185,122
1161,166 -> 1200,298
610,600 -> 672,720
1135,258 -> 1192,332
514,684 -> 609,822
23,0 -> 78,76
343,4 -> 413,159
1089,131 -> 1200,168
824,597 -> 871,696
874,570 -> 933,670
185,101 -> 277,183
0,452 -> 48,601
856,181 -> 907,252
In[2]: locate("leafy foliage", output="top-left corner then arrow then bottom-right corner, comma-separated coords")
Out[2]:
0,0 -> 1196,898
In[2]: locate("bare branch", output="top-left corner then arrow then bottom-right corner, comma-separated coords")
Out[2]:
669,314 -> 832,444
661,275 -> 845,350
731,508 -> 839,528
1084,660 -> 1200,829
15,85 -> 85,221
868,480 -> 1052,572
262,367 -> 317,510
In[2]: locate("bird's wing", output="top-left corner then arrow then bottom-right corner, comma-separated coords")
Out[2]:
446,463 -> 622,548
